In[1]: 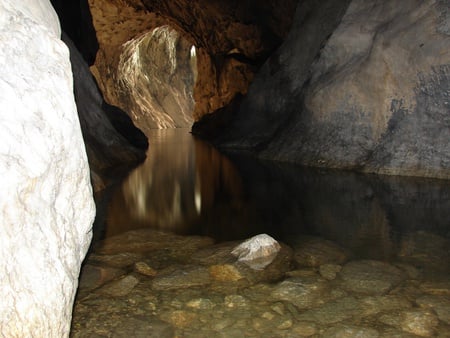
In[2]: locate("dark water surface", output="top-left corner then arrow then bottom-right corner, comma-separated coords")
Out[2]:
96,128 -> 450,261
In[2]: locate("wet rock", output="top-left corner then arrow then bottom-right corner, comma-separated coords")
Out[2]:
78,264 -> 125,291
209,264 -> 244,282
379,309 -> 439,337
224,294 -> 250,308
360,295 -> 412,316
296,297 -> 363,324
186,298 -> 216,310
96,229 -> 214,256
98,275 -> 140,297
88,252 -> 144,269
191,242 -> 239,265
160,310 -> 198,328
338,260 -> 406,295
290,321 -> 318,337
231,234 -> 281,270
399,231 -> 450,272
416,295 -> 450,325
320,264 -> 342,280
193,239 -> 293,285
271,276 -> 331,310
293,236 -> 350,267
103,317 -> 174,338
322,325 -> 379,338
152,265 -> 211,290
420,280 -> 450,296
134,261 -> 158,277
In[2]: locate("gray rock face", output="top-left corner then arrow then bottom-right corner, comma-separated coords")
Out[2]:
62,32 -> 147,175
0,0 -> 95,336
199,0 -> 450,180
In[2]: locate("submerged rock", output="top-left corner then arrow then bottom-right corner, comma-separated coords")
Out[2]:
231,233 -> 281,270
338,260 -> 406,295
293,236 -> 351,267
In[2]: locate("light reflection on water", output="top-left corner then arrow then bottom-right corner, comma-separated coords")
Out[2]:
99,128 -> 450,262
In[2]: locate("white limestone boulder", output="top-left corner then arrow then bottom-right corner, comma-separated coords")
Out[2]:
0,0 -> 95,336
231,233 -> 281,270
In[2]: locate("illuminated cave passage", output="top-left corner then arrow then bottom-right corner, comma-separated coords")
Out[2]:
114,25 -> 197,131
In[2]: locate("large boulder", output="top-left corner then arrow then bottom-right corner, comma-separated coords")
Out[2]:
198,0 -> 450,180
0,0 -> 95,336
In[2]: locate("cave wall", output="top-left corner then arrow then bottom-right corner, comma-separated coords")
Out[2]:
197,0 -> 450,180
0,0 -> 95,335
87,0 -> 298,124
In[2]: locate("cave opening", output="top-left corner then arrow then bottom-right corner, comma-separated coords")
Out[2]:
112,24 -> 198,132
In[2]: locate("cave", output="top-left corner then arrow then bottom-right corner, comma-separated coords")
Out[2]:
1,0 -> 449,337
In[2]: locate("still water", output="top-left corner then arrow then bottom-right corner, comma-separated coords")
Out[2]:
74,128 -> 450,337
97,128 -> 450,261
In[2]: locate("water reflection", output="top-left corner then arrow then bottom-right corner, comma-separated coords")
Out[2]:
101,129 -> 450,261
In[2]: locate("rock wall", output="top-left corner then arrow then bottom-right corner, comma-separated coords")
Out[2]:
197,0 -> 450,180
63,32 -> 148,178
0,0 -> 95,336
115,26 -> 196,131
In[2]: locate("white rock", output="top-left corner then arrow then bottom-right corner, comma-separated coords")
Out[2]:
231,234 -> 281,270
0,1 -> 95,337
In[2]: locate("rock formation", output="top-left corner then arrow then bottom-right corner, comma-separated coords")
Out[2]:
0,0 -> 95,336
86,0 -> 297,125
63,32 -> 148,179
195,0 -> 450,180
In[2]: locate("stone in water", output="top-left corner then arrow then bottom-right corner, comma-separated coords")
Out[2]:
231,234 -> 281,270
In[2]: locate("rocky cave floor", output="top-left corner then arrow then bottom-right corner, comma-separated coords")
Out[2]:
71,229 -> 450,337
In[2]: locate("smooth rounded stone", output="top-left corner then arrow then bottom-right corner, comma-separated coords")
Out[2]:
338,260 -> 406,295
378,328 -> 419,338
416,295 -> 450,325
359,295 -> 412,316
320,264 -> 342,280
78,264 -> 125,291
88,252 -> 144,269
231,234 -> 281,270
152,265 -> 211,290
296,297 -> 363,324
322,325 -> 379,338
212,318 -> 236,331
186,298 -> 216,310
190,241 -> 240,265
271,276 -> 331,310
293,236 -> 350,267
420,280 -> 450,296
394,262 -> 421,279
209,264 -> 244,282
96,229 -> 214,255
290,321 -> 317,337
234,242 -> 294,284
224,294 -> 250,308
160,310 -> 198,328
102,317 -> 174,338
98,275 -> 140,297
378,309 -> 439,337
399,232 -> 450,274
134,261 -> 157,277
